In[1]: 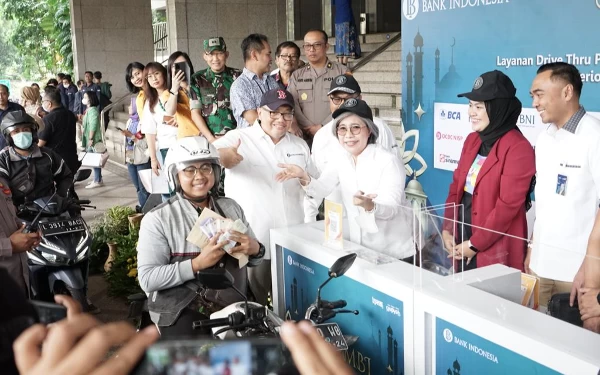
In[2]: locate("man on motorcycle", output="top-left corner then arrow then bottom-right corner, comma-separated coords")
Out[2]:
0,111 -> 73,208
137,136 -> 265,337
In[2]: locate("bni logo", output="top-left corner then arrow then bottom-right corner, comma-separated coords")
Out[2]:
443,328 -> 453,343
287,255 -> 293,265
402,0 -> 419,20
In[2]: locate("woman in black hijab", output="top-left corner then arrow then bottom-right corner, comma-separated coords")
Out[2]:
441,70 -> 536,272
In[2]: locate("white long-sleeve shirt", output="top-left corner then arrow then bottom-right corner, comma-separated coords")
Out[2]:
304,144 -> 414,259
213,122 -> 318,258
306,116 -> 400,221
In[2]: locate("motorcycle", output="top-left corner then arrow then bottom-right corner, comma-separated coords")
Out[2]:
193,268 -> 285,339
303,253 -> 360,350
21,169 -> 97,311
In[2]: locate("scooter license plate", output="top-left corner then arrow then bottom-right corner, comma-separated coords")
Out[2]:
39,218 -> 85,236
314,322 -> 348,351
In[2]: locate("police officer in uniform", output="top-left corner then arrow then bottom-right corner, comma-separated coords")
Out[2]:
287,29 -> 349,144
190,37 -> 242,144
0,177 -> 40,296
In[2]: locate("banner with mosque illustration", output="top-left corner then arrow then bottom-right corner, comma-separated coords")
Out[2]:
401,0 -> 600,205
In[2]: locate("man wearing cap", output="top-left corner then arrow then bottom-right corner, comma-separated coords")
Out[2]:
287,29 -> 349,142
305,74 -> 400,221
527,63 -> 600,328
190,37 -> 242,144
213,88 -> 316,305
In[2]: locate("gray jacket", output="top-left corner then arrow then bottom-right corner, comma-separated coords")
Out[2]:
137,193 -> 262,326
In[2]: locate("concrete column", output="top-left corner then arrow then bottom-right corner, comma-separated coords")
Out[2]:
70,0 -> 154,99
165,0 -> 288,72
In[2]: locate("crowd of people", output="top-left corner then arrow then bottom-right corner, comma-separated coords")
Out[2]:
1,27 -> 600,374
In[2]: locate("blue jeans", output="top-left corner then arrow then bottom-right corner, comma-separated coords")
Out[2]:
93,167 -> 102,183
127,161 -> 151,208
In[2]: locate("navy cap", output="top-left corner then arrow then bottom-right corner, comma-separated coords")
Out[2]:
457,70 -> 517,101
260,88 -> 295,111
332,98 -> 373,121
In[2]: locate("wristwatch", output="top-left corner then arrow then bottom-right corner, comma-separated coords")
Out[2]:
250,242 -> 265,259
468,240 -> 479,253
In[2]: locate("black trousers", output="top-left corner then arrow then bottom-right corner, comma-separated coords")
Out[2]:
158,308 -> 212,339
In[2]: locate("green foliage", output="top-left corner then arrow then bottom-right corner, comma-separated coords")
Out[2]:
104,230 -> 143,298
89,221 -> 108,275
0,0 -> 73,80
103,206 -> 136,241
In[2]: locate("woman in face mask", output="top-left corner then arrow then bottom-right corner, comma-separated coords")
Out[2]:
441,70 -> 536,272
81,92 -> 104,189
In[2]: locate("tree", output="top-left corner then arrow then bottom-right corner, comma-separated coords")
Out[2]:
0,0 -> 73,80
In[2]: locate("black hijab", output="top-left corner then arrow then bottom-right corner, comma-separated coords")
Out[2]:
478,96 -> 522,156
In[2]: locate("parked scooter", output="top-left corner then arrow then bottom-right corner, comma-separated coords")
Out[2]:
304,253 -> 360,349
21,169 -> 96,310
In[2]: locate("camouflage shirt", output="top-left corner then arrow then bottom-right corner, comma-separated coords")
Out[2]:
190,66 -> 242,136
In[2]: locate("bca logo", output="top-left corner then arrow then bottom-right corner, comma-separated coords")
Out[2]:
446,111 -> 461,120
443,328 -> 453,343
439,110 -> 446,119
402,0 -> 419,20
287,255 -> 293,265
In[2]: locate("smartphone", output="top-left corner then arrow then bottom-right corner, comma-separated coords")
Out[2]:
174,61 -> 191,86
30,300 -> 67,324
133,338 -> 297,375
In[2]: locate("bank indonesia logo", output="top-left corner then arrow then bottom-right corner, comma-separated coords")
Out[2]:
443,328 -> 453,343
402,0 -> 419,20
287,255 -> 293,265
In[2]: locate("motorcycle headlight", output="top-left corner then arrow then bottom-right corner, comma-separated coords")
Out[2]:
42,253 -> 57,263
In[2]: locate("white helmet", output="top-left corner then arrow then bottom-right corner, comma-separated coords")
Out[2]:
163,136 -> 222,195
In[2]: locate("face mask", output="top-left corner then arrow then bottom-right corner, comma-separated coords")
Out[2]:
63,83 -> 69,88
42,102 -> 51,112
82,98 -> 89,106
12,132 -> 33,150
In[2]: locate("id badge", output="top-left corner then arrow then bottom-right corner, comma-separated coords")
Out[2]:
556,174 -> 567,196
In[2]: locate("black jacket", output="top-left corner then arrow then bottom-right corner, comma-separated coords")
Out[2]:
0,146 -> 73,207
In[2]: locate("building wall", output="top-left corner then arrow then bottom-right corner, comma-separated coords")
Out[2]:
70,0 -> 154,99
166,0 -> 288,72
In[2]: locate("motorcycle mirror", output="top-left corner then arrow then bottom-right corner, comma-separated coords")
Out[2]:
328,253 -> 357,278
196,268 -> 235,290
74,169 -> 92,182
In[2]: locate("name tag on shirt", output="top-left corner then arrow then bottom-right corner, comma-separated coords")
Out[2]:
556,174 -> 567,196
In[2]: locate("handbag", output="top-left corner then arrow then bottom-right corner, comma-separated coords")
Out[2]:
126,137 -> 150,165
547,293 -> 583,327
81,142 -> 109,168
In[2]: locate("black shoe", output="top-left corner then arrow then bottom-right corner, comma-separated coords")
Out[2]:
85,298 -> 101,315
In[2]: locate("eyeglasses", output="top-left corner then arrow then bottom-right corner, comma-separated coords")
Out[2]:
181,164 -> 213,178
337,124 -> 366,136
267,110 -> 294,121
303,43 -> 325,51
329,95 -> 357,106
278,54 -> 299,61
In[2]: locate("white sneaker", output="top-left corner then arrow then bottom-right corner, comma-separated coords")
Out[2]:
85,181 -> 104,189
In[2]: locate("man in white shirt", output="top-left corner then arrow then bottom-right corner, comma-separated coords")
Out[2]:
527,63 -> 600,330
214,88 -> 316,305
307,74 -> 400,221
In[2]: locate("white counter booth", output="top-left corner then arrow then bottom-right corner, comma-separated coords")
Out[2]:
270,205 -> 600,375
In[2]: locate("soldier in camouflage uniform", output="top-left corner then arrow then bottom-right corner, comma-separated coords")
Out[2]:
190,37 -> 242,144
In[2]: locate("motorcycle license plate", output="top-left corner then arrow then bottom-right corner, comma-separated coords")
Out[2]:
314,322 -> 348,351
40,218 -> 85,236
